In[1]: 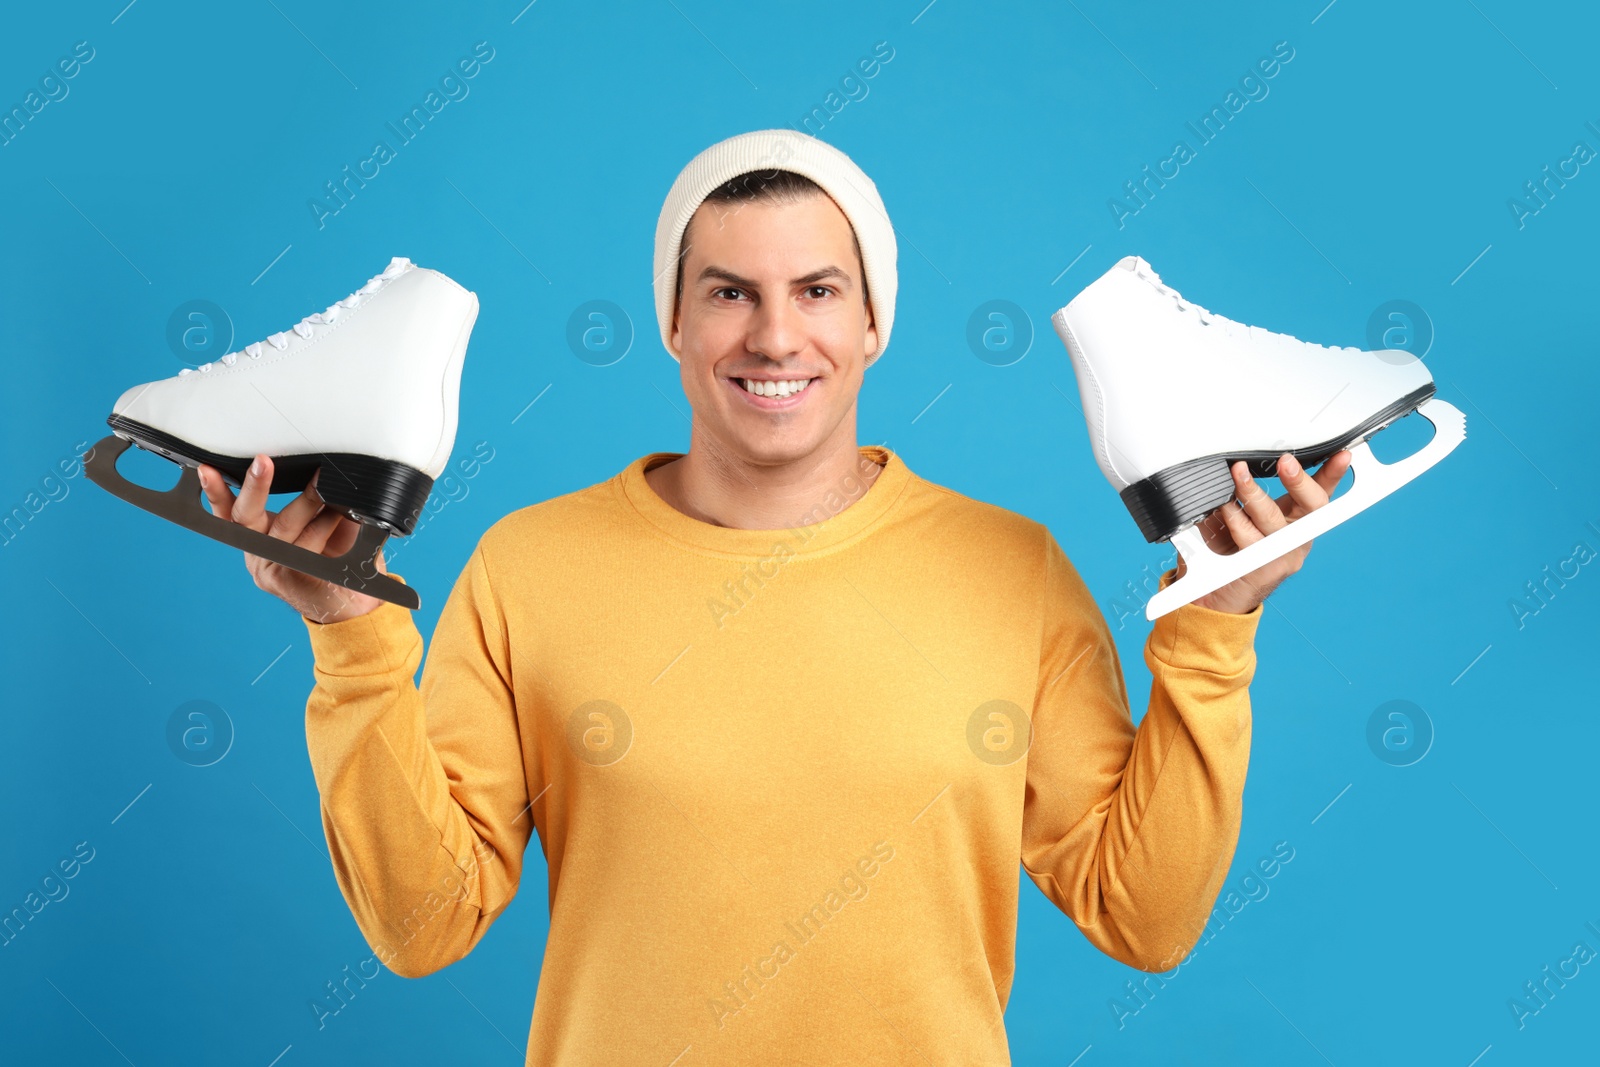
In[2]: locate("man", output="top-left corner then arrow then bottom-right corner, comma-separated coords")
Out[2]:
196,129 -> 1349,1063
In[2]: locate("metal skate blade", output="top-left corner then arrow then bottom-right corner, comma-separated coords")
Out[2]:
85,433 -> 421,610
1144,398 -> 1466,620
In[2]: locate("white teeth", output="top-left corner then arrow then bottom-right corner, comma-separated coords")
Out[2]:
739,378 -> 814,398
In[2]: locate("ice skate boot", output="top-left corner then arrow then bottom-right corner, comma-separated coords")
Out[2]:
1051,255 -> 1465,620
86,257 -> 479,610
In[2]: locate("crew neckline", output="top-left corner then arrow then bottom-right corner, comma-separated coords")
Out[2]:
616,445 -> 912,559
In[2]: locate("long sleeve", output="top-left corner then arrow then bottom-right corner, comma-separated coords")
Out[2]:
301,546 -> 532,978
1020,532 -> 1259,972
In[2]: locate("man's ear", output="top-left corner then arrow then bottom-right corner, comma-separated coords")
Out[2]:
671,300 -> 683,354
863,295 -> 877,360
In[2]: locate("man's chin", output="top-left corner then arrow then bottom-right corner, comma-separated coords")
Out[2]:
712,422 -> 824,467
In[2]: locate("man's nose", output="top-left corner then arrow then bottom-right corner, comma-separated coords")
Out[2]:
746,297 -> 805,360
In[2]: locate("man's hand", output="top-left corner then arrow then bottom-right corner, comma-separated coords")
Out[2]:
197,455 -> 388,625
1174,449 -> 1353,615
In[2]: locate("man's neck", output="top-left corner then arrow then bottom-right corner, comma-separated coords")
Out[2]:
644,433 -> 884,531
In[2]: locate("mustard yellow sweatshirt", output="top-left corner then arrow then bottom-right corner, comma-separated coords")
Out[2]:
302,445 -> 1260,1065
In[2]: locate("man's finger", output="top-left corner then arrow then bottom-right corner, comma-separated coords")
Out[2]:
197,464 -> 236,520
1310,449 -> 1352,495
230,454 -> 276,535
269,470 -> 327,544
322,514 -> 362,560
296,508 -> 346,553
1232,461 -> 1287,534
1218,498 -> 1264,549
1276,452 -> 1329,520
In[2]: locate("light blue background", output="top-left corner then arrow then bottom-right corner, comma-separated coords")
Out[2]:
2,1 -> 1595,1064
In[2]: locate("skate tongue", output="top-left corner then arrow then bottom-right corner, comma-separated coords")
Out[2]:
385,257 -> 412,273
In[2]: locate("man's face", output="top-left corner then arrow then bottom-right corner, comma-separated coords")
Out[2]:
671,193 -> 876,468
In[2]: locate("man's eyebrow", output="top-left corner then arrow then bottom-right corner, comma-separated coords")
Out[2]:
695,265 -> 855,289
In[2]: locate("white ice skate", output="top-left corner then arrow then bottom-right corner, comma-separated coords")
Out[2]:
1051,255 -> 1464,620
86,257 -> 479,610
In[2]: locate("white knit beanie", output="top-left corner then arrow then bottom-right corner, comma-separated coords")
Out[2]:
653,129 -> 898,367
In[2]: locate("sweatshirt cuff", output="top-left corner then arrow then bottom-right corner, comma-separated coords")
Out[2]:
1147,567 -> 1261,674
302,576 -> 421,678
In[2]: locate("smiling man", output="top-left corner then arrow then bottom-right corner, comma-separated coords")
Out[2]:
198,129 -> 1349,1064
643,142 -> 895,534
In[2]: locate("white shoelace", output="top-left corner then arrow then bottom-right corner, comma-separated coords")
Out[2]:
181,257 -> 412,376
1133,262 -> 1236,335
1133,262 -> 1355,351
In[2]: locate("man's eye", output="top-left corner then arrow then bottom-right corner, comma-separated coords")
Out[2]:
805,286 -> 833,299
713,288 -> 746,301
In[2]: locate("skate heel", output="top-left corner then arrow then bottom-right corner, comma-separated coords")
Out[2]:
1119,457 -> 1236,543
314,455 -> 434,536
